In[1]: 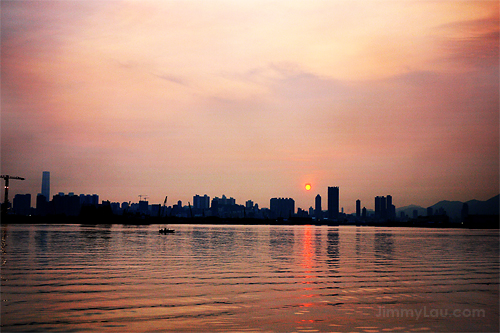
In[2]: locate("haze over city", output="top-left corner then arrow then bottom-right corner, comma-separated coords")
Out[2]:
2,1 -> 498,212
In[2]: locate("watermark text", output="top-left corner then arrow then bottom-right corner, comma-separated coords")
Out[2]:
376,306 -> 486,320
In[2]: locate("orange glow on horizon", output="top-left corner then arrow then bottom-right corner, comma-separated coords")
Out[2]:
1,1 -> 498,209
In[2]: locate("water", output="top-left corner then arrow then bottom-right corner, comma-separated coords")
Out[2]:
1,224 -> 498,332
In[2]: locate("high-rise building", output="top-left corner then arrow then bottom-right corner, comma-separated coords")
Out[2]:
381,196 -> 388,219
139,200 -> 149,215
328,187 -> 339,220
356,199 -> 361,218
386,195 -> 392,210
375,196 -> 381,218
315,194 -> 322,220
386,195 -> 394,220
193,194 -> 210,210
41,171 -> 50,202
36,194 -> 49,216
375,195 -> 395,220
13,194 -> 31,216
270,198 -> 295,219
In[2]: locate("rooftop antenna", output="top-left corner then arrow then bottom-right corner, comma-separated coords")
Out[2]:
138,194 -> 148,201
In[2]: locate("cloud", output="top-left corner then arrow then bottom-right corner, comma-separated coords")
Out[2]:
2,0 -> 499,208
438,13 -> 500,70
151,72 -> 188,86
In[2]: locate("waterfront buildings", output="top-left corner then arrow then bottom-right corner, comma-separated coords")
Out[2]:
315,194 -> 322,220
270,198 -> 295,219
41,171 -> 50,202
328,186 -> 339,220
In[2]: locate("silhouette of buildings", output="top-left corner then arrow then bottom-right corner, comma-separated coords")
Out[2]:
427,207 -> 433,216
36,194 -> 49,216
52,193 -> 81,216
10,175 -> 496,226
139,200 -> 149,214
41,171 -> 50,202
270,198 -> 295,219
315,194 -> 322,220
13,194 -> 31,216
80,194 -> 99,206
375,195 -> 396,220
193,194 -> 210,210
328,186 -> 339,220
356,199 -> 361,218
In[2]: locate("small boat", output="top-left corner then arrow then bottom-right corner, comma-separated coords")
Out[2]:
159,227 -> 175,234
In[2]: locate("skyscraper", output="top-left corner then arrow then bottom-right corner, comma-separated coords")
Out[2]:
375,195 -> 395,220
193,194 -> 210,210
328,186 -> 339,220
41,171 -> 50,201
356,199 -> 361,218
380,196 -> 387,219
270,198 -> 295,219
375,196 -> 381,218
315,194 -> 322,220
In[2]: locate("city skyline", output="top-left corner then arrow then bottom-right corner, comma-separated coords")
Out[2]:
2,1 -> 499,211
4,170 -> 499,216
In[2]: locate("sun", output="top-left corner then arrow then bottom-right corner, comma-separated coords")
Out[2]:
305,183 -> 311,191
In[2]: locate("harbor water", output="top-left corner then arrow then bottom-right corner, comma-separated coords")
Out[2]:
1,224 -> 498,332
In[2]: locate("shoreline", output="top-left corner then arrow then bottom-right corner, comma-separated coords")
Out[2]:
1,214 -> 498,229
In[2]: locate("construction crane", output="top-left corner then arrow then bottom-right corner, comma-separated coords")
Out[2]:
1,175 -> 25,213
159,196 -> 167,217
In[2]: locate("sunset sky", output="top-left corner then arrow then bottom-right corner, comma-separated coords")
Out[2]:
2,0 -> 499,212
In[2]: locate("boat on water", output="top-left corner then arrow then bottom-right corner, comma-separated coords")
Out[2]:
159,227 -> 175,234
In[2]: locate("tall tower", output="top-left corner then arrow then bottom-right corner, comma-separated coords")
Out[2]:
328,186 -> 339,220
315,194 -> 322,220
41,171 -> 50,201
356,199 -> 361,218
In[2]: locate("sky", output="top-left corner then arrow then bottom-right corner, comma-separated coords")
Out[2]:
2,0 -> 499,213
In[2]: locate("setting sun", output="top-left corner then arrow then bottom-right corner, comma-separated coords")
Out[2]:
305,184 -> 311,191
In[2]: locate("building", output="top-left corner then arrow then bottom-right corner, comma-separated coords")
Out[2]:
328,187 -> 339,220
139,200 -> 149,215
41,171 -> 50,202
375,196 -> 381,218
270,198 -> 295,219
315,194 -> 322,220
13,194 -> 31,216
80,194 -> 99,207
193,194 -> 210,210
375,195 -> 396,220
386,195 -> 395,220
380,196 -> 387,219
427,207 -> 433,216
36,194 -> 49,216
356,199 -> 361,218
52,193 -> 80,216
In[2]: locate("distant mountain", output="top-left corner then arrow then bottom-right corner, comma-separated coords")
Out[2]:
467,195 -> 499,216
430,200 -> 464,219
396,204 -> 426,218
396,195 -> 499,220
